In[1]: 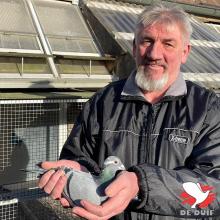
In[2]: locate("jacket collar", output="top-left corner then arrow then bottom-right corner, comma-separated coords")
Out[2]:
121,70 -> 187,100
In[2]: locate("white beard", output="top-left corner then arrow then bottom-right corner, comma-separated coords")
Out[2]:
135,66 -> 169,92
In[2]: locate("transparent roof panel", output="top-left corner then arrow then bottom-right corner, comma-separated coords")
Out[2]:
182,46 -> 220,73
0,34 -> 40,51
206,24 -> 220,35
191,20 -> 220,41
0,0 -> 36,34
33,0 -> 91,38
33,0 -> 100,56
0,0 -> 42,52
48,37 -> 98,55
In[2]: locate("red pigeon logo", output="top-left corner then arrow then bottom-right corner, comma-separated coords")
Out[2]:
180,182 -> 216,208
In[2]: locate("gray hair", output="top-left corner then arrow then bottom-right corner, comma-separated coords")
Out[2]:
135,3 -> 193,44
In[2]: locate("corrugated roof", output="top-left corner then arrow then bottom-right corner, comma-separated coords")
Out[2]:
173,0 -> 220,8
85,0 -> 220,90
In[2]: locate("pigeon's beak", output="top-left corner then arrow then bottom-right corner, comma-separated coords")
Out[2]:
119,165 -> 126,170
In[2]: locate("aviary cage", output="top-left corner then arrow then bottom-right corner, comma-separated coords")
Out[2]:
0,98 -> 87,219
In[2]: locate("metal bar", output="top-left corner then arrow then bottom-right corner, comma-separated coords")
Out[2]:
0,99 -> 88,105
25,0 -> 59,78
89,60 -> 92,76
21,57 -> 24,75
58,103 -> 68,155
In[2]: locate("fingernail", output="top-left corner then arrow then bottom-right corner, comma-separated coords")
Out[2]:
105,186 -> 110,194
105,187 -> 112,197
80,200 -> 85,206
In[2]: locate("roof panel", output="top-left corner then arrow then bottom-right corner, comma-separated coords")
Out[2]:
0,0 -> 42,53
182,47 -> 220,73
0,0 -> 36,34
183,73 -> 220,90
0,34 -> 41,51
33,0 -> 90,38
172,0 -> 220,8
206,23 -> 220,34
48,37 -> 99,55
191,18 -> 220,41
33,0 -> 100,56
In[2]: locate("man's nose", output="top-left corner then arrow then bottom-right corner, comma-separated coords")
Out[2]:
146,43 -> 163,60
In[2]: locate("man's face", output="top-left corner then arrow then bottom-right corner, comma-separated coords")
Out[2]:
133,22 -> 191,92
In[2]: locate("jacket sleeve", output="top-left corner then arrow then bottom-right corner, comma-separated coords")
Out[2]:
59,96 -> 101,174
128,94 -> 220,217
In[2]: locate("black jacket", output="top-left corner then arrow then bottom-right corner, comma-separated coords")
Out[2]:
60,75 -> 220,220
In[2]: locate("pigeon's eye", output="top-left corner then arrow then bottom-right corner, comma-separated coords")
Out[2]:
114,160 -> 118,164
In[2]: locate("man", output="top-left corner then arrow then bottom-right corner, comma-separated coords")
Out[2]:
38,3 -> 220,220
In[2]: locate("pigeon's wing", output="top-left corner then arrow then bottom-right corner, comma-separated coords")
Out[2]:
63,170 -> 102,206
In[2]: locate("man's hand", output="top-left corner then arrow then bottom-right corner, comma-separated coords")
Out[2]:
38,159 -> 87,207
72,171 -> 139,220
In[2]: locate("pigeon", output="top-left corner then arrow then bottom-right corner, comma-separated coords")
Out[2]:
62,156 -> 125,206
21,156 -> 125,206
182,182 -> 210,208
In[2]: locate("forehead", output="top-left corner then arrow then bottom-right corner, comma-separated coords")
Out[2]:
139,22 -> 182,39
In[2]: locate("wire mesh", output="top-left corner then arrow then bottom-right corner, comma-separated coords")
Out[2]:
0,199 -> 18,220
0,98 -> 87,220
67,101 -> 85,134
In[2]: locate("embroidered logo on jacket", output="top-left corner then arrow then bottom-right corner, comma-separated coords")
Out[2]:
169,134 -> 189,144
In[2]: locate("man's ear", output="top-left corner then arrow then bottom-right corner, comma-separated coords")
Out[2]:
181,43 -> 191,64
133,38 -> 136,58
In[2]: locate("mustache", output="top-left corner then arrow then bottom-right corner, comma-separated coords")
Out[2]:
142,60 -> 167,68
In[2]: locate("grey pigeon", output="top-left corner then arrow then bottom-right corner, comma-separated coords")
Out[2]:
62,156 -> 125,206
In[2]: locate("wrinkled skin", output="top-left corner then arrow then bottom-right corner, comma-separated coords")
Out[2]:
133,22 -> 191,103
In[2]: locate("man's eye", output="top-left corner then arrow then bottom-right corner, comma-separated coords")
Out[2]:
142,40 -> 151,45
164,43 -> 174,47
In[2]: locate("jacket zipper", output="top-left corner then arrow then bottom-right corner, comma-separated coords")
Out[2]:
145,106 -> 154,163
139,105 -> 154,163
139,104 -> 158,163
139,115 -> 147,163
